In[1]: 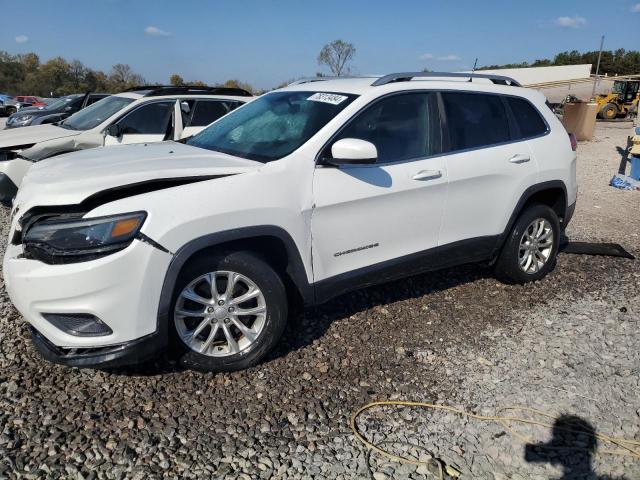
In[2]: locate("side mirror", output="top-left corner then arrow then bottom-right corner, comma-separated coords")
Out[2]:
105,123 -> 121,137
328,138 -> 377,166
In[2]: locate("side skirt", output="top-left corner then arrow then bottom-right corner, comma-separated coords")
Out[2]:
313,236 -> 499,304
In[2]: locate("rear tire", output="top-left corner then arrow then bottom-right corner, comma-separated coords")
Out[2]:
494,204 -> 560,284
169,251 -> 288,372
599,103 -> 618,120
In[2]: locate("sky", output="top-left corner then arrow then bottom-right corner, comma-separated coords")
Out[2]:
2,0 -> 640,89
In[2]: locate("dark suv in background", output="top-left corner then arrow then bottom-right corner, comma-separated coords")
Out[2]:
0,94 -> 18,117
5,92 -> 109,128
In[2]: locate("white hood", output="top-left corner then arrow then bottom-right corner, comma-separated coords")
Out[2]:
0,124 -> 80,149
17,141 -> 262,208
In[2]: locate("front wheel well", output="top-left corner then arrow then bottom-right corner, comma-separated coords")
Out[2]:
176,235 -> 306,307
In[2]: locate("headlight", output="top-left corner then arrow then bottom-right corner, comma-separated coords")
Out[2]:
13,114 -> 33,124
23,212 -> 146,264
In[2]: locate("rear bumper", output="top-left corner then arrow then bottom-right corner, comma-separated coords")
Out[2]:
31,326 -> 165,368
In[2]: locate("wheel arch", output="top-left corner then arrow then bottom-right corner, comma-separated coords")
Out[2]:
495,180 -> 568,255
156,226 -> 314,340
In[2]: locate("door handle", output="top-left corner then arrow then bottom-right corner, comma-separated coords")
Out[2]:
509,154 -> 531,164
412,169 -> 442,181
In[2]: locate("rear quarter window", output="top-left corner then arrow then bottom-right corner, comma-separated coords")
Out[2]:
507,97 -> 548,139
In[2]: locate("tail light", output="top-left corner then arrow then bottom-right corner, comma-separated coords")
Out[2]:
568,133 -> 577,152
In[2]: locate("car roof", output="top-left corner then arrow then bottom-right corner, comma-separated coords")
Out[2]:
121,85 -> 253,97
112,92 -> 252,102
278,73 -> 537,100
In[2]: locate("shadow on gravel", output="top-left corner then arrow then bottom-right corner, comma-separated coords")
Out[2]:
524,414 -> 627,480
102,356 -> 185,377
271,263 -> 492,359
616,136 -> 633,174
103,263 -> 491,377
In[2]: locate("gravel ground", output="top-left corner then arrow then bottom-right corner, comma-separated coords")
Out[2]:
0,122 -> 638,479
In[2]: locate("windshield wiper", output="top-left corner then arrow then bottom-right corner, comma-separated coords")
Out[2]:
59,123 -> 76,130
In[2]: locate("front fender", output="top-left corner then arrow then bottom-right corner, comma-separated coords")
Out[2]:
154,226 -> 315,338
22,133 -> 102,161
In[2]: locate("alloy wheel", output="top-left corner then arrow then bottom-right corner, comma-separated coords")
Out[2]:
518,218 -> 554,274
174,270 -> 267,357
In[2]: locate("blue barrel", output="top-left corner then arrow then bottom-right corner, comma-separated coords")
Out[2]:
631,156 -> 640,181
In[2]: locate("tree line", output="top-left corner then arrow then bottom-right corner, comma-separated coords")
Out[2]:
0,51 -> 258,97
2,45 -> 638,98
482,49 -> 640,76
0,52 -> 148,96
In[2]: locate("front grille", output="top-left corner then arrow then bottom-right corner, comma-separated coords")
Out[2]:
42,313 -> 113,337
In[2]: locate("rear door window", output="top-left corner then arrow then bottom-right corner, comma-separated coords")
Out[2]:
442,92 -> 511,151
506,97 -> 547,139
189,100 -> 242,127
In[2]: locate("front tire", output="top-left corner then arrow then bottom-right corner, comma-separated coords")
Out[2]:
169,251 -> 288,372
494,204 -> 560,284
599,103 -> 618,120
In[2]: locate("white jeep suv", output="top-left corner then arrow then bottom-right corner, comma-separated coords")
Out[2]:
0,85 -> 253,202
3,72 -> 577,372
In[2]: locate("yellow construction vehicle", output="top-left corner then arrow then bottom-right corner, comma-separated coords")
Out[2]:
595,78 -> 639,119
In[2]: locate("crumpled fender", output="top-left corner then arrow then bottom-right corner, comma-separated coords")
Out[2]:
21,131 -> 103,161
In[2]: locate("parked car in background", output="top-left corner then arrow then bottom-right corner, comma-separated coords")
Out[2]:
0,85 -> 252,201
5,92 -> 109,129
15,96 -> 47,108
2,72 -> 577,372
0,94 -> 19,116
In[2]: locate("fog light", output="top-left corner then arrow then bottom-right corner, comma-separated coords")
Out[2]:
42,313 -> 113,337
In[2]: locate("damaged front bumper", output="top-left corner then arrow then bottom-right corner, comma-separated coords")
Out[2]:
4,236 -> 173,367
31,327 -> 164,368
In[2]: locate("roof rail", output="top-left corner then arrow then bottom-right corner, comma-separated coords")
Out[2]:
123,85 -> 253,97
288,76 -> 368,86
371,72 -> 522,87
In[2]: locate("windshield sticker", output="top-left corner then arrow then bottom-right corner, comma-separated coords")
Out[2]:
307,93 -> 348,105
